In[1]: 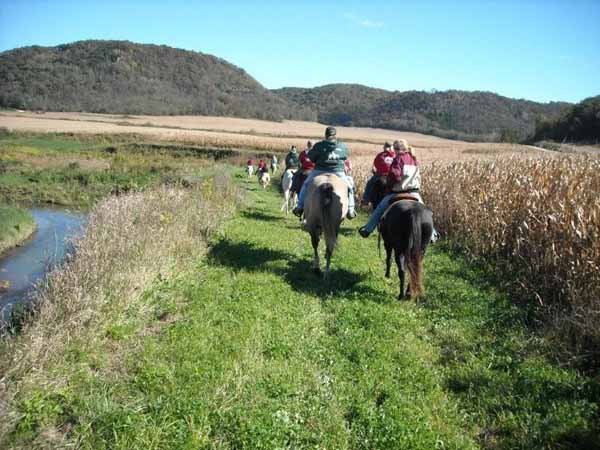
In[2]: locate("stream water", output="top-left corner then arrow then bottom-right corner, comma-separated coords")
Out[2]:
0,208 -> 86,323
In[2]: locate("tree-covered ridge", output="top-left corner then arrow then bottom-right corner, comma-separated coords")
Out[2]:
0,40 -> 578,141
533,95 -> 600,143
275,85 -> 570,142
0,40 -> 315,121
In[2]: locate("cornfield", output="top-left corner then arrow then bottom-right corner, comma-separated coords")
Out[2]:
354,155 -> 600,362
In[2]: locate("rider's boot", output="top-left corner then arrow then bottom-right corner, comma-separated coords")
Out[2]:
292,206 -> 303,218
358,226 -> 370,238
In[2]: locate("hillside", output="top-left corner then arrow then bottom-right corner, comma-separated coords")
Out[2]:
0,40 -> 315,121
533,95 -> 600,143
275,85 -> 570,142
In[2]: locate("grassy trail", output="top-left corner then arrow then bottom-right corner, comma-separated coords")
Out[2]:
9,172 -> 598,449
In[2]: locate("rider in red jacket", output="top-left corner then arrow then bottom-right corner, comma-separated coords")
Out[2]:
361,142 -> 395,206
299,145 -> 316,171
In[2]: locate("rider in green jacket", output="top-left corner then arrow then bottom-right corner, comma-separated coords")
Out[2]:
293,126 -> 356,219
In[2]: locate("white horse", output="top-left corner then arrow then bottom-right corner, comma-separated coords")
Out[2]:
280,168 -> 297,214
259,171 -> 271,189
247,165 -> 254,177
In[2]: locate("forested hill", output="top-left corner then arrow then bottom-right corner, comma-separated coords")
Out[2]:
274,85 -> 570,142
0,40 -> 573,141
533,95 -> 600,143
0,40 -> 315,121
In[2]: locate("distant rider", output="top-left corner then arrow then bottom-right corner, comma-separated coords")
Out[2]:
360,142 -> 395,207
257,159 -> 267,172
291,141 -> 315,193
359,139 -> 436,238
285,145 -> 299,171
293,126 -> 357,219
270,154 -> 278,173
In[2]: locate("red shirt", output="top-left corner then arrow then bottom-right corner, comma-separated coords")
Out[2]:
247,159 -> 254,166
373,149 -> 396,176
299,150 -> 315,170
258,160 -> 266,170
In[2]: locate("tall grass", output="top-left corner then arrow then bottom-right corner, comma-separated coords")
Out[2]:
0,172 -> 239,444
423,156 -> 600,363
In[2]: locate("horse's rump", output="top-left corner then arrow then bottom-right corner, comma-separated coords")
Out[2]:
303,174 -> 348,275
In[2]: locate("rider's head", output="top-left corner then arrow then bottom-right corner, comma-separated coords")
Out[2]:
307,140 -> 312,149
394,139 -> 417,159
393,139 -> 408,152
384,142 -> 392,151
325,126 -> 337,141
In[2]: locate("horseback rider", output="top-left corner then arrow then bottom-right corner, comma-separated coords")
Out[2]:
360,142 -> 395,207
270,154 -> 278,173
257,159 -> 267,174
285,145 -> 299,171
359,139 -> 432,237
291,141 -> 315,194
293,126 -> 357,219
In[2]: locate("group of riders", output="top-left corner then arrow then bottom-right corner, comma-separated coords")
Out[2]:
247,126 -> 437,240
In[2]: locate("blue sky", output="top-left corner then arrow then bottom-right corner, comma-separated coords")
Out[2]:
1,0 -> 599,103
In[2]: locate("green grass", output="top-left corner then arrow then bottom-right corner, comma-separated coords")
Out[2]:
0,204 -> 35,254
5,172 -> 599,449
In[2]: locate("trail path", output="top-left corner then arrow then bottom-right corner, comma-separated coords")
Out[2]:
48,173 -> 598,449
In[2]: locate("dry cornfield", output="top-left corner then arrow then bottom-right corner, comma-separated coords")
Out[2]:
0,111 -> 546,162
403,156 -> 600,358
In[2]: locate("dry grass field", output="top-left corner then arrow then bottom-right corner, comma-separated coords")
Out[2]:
0,110 -> 545,163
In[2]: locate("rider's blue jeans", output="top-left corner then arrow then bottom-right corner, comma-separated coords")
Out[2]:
297,169 -> 355,212
363,192 -> 424,233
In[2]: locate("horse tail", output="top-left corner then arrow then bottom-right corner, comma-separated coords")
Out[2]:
320,183 -> 338,252
405,208 -> 424,297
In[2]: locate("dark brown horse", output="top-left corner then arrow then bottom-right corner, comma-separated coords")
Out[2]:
290,169 -> 312,197
379,198 -> 434,299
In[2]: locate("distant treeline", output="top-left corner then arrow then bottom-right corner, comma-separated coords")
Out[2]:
0,40 -> 583,142
532,95 -> 600,143
274,85 -> 570,143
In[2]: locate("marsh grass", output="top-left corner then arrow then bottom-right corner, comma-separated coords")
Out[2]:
0,172 -> 239,447
0,205 -> 36,255
0,132 -> 220,207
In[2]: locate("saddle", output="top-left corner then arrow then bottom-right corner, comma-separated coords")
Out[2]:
380,194 -> 419,223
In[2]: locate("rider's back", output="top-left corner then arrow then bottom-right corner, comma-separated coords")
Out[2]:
307,140 -> 348,172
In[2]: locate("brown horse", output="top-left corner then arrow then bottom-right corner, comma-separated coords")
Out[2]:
302,173 -> 348,278
379,199 -> 433,299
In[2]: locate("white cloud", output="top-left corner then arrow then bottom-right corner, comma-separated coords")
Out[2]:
344,13 -> 384,28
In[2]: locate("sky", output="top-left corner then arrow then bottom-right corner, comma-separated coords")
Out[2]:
1,0 -> 599,103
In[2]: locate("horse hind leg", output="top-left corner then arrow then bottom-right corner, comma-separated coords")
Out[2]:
384,241 -> 393,278
395,250 -> 407,300
324,246 -> 332,280
311,231 -> 321,275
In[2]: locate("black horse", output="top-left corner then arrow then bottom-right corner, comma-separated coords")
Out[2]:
370,176 -> 434,298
